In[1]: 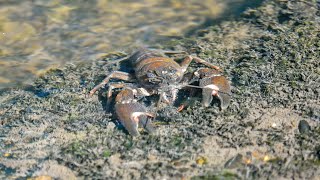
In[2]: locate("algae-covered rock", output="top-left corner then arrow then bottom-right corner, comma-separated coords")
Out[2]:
0,0 -> 319,179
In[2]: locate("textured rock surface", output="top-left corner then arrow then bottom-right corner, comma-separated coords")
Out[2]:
0,0 -> 319,179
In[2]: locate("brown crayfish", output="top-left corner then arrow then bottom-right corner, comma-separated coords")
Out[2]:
89,49 -> 231,136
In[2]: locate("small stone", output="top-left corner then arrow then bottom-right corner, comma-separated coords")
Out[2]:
298,120 -> 311,134
196,156 -> 208,165
263,155 -> 271,162
3,153 -> 11,157
224,154 -> 243,168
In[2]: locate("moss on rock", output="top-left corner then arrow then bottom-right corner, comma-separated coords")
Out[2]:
0,0 -> 319,179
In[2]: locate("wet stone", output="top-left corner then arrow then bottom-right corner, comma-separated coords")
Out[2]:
298,120 -> 311,134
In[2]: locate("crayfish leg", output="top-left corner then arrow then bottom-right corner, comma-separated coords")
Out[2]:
89,71 -> 133,97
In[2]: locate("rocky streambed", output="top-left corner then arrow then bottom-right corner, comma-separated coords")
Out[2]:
0,0 -> 319,179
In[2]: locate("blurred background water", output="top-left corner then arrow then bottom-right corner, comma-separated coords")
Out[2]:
0,0 -> 263,89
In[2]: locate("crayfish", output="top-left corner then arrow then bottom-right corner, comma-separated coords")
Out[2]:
89,49 -> 231,136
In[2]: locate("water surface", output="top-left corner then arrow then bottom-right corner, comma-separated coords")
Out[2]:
0,0 -> 263,89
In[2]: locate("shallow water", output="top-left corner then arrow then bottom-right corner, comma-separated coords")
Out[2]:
0,0 -> 263,89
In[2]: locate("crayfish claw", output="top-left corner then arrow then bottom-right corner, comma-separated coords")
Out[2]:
201,87 -> 215,107
196,68 -> 231,110
115,89 -> 155,136
217,92 -> 231,110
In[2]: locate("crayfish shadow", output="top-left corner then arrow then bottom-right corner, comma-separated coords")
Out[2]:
96,88 -> 128,134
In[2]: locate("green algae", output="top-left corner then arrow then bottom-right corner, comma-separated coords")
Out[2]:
0,0 -> 319,179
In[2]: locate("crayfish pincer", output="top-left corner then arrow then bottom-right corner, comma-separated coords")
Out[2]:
114,88 -> 155,136
193,68 -> 231,110
89,48 -> 231,136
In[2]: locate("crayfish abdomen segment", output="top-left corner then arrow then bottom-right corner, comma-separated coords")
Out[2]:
128,49 -> 183,88
129,49 -> 162,65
